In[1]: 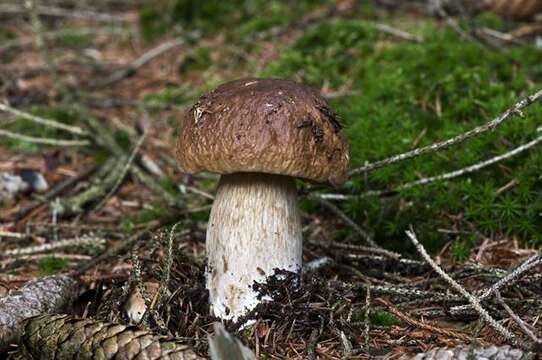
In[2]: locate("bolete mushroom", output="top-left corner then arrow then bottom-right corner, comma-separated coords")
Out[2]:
176,79 -> 349,321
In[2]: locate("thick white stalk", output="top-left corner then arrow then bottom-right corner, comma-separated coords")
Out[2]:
206,173 -> 302,321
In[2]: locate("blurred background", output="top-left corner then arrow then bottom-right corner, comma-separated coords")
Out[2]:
1,0 -> 542,358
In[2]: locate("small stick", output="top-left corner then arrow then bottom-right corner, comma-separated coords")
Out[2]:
93,130 -> 147,210
0,231 -> 27,239
363,285 -> 371,349
2,235 -> 105,257
0,129 -> 89,146
406,228 -> 518,344
349,89 -> 542,176
0,4 -> 132,23
91,38 -> 185,88
374,23 -> 424,43
377,297 -> 470,341
451,254 -> 541,314
496,290 -> 542,346
311,195 -> 378,248
320,132 -> 542,200
0,103 -> 86,136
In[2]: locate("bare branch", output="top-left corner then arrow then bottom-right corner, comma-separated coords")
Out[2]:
2,235 -> 105,257
0,102 -> 87,136
349,89 -> 542,176
451,254 -> 541,315
0,129 -> 89,146
319,131 -> 542,200
94,129 -> 148,210
91,38 -> 185,88
0,4 -> 132,23
310,195 -> 379,248
374,23 -> 424,43
406,228 -> 518,344
496,290 -> 542,345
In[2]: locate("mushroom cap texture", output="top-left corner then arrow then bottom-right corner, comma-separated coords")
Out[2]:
175,78 -> 350,186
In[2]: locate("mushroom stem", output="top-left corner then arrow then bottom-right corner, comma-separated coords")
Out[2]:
206,172 -> 302,321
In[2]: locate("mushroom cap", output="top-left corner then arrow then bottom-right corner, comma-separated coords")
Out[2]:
175,78 -> 350,186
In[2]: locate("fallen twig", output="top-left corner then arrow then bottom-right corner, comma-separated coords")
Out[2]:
93,129 -> 148,211
310,195 -> 378,248
90,37 -> 185,88
0,102 -> 86,136
451,253 -> 541,316
320,131 -> 542,200
0,129 -> 89,146
2,234 -> 105,257
496,290 -> 542,346
406,228 -> 519,345
374,23 -> 424,43
376,297 -> 470,341
0,4 -> 132,23
349,89 -> 542,176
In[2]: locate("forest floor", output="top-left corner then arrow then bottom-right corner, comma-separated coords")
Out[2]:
1,0 -> 542,358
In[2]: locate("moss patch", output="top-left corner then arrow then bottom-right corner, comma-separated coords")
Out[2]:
263,19 -> 542,250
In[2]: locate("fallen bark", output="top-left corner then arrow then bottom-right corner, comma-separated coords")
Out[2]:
0,275 -> 78,351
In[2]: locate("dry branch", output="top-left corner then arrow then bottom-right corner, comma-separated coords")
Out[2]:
450,253 -> 541,315
0,129 -> 89,147
376,297 -> 470,341
0,102 -> 86,136
90,38 -> 185,88
349,89 -> 542,176
496,290 -> 542,346
311,195 -> 378,248
406,229 -> 519,345
0,4 -> 132,23
319,130 -> 542,200
2,234 -> 105,257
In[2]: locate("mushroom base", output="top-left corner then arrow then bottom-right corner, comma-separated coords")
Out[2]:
206,173 -> 302,321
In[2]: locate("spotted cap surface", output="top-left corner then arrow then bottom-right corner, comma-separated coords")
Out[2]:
175,78 -> 350,186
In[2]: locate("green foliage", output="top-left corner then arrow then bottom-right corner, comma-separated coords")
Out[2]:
121,205 -> 168,232
450,242 -> 469,262
178,48 -> 212,74
56,29 -> 94,48
370,310 -> 400,327
38,256 -> 68,275
263,19 -> 542,250
139,0 -> 334,41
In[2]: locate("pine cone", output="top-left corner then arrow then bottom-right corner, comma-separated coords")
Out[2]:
459,0 -> 542,19
19,314 -> 203,360
477,0 -> 542,19
405,345 -> 532,360
0,275 -> 78,351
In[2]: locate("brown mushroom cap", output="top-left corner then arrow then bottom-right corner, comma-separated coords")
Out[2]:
175,79 -> 350,186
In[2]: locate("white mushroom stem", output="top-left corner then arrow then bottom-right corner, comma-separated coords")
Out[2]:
206,172 -> 302,321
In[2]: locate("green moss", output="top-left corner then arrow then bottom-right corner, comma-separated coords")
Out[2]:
38,256 -> 68,276
178,48 -> 212,74
121,205 -> 168,232
139,6 -> 169,41
370,310 -> 400,327
262,19 -> 542,250
56,29 -> 94,48
139,0 -> 334,41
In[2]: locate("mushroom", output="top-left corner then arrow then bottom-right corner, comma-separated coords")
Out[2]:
176,79 -> 349,321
